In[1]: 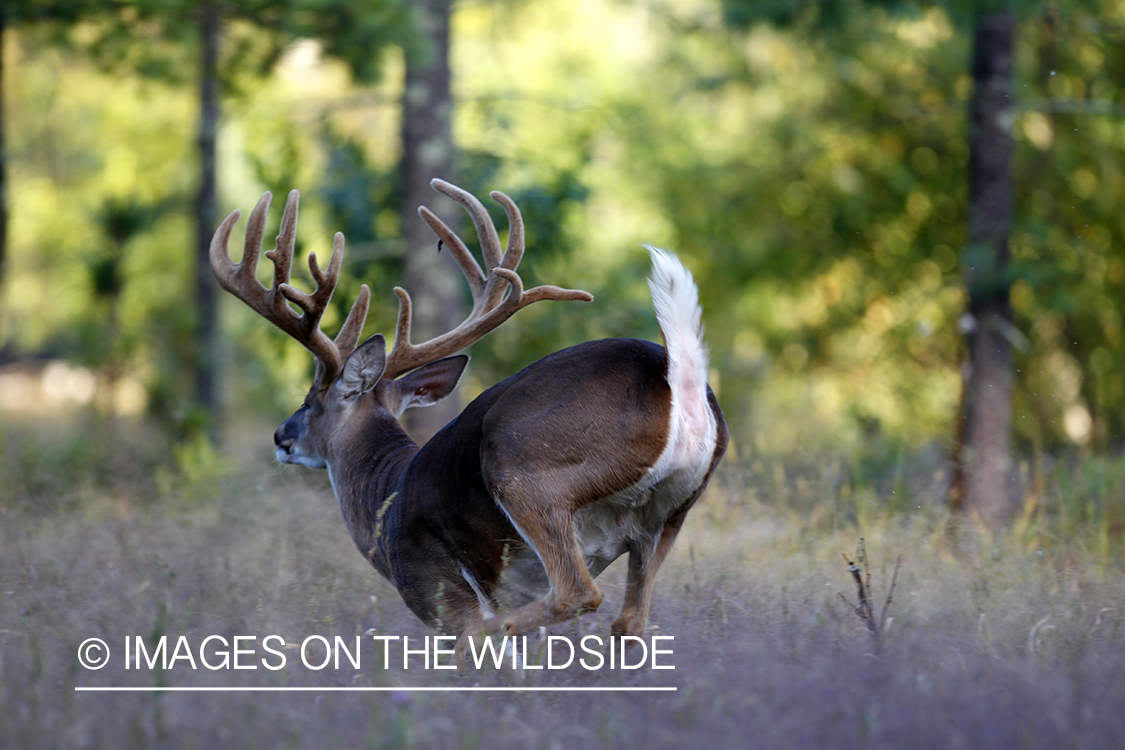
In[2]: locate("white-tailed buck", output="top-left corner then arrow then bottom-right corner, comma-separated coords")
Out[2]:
211,179 -> 727,652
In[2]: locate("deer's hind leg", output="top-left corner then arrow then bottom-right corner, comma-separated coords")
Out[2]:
613,393 -> 729,638
611,509 -> 686,639
485,479 -> 605,636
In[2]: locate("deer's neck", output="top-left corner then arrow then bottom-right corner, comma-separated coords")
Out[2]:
326,426 -> 418,579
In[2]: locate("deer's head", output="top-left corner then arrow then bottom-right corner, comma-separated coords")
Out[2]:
210,180 -> 592,468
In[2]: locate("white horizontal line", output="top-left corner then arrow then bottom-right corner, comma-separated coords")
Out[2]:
75,686 -> 676,693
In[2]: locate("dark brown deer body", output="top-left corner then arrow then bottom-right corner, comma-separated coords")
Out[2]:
212,180 -> 727,648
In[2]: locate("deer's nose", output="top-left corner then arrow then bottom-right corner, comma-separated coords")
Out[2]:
275,405 -> 308,448
274,428 -> 291,448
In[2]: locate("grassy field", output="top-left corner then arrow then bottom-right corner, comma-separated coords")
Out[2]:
2,414 -> 1124,749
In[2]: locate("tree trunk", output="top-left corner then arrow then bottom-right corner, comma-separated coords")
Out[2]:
193,4 -> 221,436
399,0 -> 462,443
950,12 -> 1016,528
0,7 -> 8,289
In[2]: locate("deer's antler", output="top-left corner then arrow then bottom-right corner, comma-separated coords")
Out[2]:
383,179 -> 593,380
209,190 -> 370,387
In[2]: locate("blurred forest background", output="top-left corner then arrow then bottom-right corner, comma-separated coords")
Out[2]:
1,0 -> 1124,534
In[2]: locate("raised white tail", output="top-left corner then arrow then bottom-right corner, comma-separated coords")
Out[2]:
646,246 -> 716,484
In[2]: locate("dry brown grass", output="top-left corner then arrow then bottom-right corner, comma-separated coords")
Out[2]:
2,416 -> 1124,749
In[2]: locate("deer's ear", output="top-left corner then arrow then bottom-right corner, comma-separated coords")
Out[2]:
338,334 -> 387,397
388,355 -> 469,415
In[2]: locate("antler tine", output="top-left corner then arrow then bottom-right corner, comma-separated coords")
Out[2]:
431,177 -> 504,271
417,207 -> 487,299
481,190 -> 526,310
487,268 -> 594,318
334,281 -> 371,361
382,181 -> 593,380
211,192 -> 270,302
210,190 -> 368,387
210,209 -> 244,286
386,286 -> 416,367
276,227 -> 353,380
264,190 -> 299,297
382,273 -> 591,380
280,227 -> 342,319
239,191 -> 271,285
491,191 -> 525,271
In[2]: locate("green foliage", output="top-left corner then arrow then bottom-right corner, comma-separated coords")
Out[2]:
592,0 -> 1125,455
721,0 -> 1089,32
600,4 -> 973,449
722,0 -> 883,30
285,0 -> 412,84
4,0 -> 1125,461
156,429 -> 237,504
